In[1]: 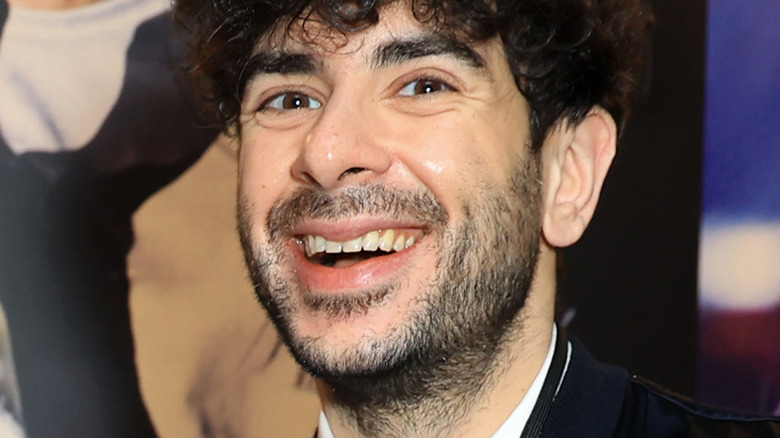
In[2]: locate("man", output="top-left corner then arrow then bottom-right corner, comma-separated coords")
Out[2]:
176,0 -> 780,436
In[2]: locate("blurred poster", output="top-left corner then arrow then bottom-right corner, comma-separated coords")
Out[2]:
699,0 -> 780,415
0,0 -> 318,435
0,300 -> 24,437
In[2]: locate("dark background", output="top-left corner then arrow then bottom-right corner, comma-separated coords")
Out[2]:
560,0 -> 706,396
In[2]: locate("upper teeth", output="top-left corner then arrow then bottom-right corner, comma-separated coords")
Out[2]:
304,229 -> 416,257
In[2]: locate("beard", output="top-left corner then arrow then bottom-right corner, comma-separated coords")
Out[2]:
238,152 -> 542,433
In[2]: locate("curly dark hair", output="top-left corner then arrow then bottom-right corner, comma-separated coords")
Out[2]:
175,0 -> 651,147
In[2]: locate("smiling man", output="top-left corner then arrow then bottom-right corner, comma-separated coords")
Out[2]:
175,1 -> 780,437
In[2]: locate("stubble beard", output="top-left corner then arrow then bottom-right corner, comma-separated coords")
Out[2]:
238,154 -> 542,436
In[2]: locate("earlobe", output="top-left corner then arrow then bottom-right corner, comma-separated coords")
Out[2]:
541,107 -> 617,248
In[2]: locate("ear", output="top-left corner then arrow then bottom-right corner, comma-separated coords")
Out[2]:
540,107 -> 617,248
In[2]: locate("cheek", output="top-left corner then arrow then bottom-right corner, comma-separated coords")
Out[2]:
238,128 -> 302,226
393,114 -> 521,213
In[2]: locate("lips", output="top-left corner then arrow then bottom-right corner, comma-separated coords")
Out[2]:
290,224 -> 426,292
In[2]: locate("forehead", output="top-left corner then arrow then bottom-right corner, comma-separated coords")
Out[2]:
251,3 -> 495,69
258,4 -> 432,55
239,3 -> 508,97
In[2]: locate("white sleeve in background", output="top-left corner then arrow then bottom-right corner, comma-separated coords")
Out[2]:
0,0 -> 169,154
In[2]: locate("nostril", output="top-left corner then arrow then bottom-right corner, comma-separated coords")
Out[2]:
339,167 -> 367,180
302,172 -> 319,186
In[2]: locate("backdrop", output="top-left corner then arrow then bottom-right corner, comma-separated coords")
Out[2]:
697,0 -> 780,416
1,1 -> 778,437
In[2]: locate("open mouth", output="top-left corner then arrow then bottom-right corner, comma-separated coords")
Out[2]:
301,229 -> 420,268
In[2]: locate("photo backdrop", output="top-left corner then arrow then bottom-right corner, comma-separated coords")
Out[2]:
698,0 -> 780,415
0,1 -> 778,436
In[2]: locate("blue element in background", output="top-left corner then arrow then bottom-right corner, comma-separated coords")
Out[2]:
703,0 -> 780,219
699,1 -> 780,416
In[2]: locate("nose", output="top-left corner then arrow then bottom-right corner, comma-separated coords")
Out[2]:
291,94 -> 392,189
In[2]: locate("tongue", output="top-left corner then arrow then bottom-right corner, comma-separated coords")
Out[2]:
333,258 -> 363,269
328,252 -> 389,269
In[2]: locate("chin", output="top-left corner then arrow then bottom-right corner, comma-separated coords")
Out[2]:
266,283 -> 431,378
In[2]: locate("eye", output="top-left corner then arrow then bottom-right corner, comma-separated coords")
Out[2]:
261,92 -> 322,111
398,79 -> 453,97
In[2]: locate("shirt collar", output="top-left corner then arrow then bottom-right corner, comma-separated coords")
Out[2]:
491,324 -> 563,438
318,411 -> 335,438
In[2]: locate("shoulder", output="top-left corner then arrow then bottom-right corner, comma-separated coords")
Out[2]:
544,338 -> 780,438
616,376 -> 780,438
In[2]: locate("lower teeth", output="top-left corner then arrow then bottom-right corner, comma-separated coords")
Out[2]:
316,251 -> 389,268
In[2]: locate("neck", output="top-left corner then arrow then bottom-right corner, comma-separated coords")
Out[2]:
318,317 -> 553,438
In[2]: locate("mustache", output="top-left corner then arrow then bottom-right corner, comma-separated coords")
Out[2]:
266,184 -> 449,240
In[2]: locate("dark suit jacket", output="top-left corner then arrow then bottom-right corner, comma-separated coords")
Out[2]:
542,339 -> 780,437
313,337 -> 779,437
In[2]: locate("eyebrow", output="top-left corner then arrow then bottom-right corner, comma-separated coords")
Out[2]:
238,34 -> 486,99
238,52 -> 320,100
370,34 -> 486,70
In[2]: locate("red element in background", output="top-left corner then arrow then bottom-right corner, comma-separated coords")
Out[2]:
698,303 -> 780,415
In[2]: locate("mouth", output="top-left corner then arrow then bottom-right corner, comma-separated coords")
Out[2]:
298,228 -> 422,269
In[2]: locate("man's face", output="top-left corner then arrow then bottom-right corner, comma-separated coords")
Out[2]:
237,4 -> 543,379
